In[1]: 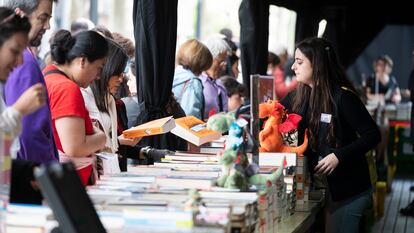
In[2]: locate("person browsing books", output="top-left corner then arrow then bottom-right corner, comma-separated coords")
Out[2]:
44,30 -> 108,185
172,39 -> 212,120
81,38 -> 142,171
201,36 -> 231,119
281,37 -> 381,233
0,7 -> 47,205
4,0 -> 59,166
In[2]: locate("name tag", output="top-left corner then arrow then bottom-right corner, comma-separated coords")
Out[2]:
320,113 -> 332,123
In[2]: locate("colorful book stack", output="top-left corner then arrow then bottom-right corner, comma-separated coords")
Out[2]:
5,204 -> 57,233
199,136 -> 226,154
284,174 -> 296,216
259,152 -> 298,220
274,169 -> 288,223
255,167 -> 288,233
87,166 -> 231,232
86,152 -> 266,232
199,191 -> 258,233
295,155 -> 310,206
84,150 -> 322,233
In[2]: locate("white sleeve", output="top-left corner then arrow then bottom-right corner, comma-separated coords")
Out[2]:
0,106 -> 23,136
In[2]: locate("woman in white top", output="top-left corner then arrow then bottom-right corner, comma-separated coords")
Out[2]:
82,39 -> 139,155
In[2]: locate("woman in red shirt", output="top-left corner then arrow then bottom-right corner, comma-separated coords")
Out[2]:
44,30 -> 108,185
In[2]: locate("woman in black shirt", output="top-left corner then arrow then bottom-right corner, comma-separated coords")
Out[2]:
281,37 -> 381,233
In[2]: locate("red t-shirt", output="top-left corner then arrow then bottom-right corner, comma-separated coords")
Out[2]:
43,65 -> 93,185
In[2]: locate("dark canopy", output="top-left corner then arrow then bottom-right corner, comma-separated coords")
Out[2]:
133,0 -> 179,150
238,0 -> 270,95
239,0 -> 414,97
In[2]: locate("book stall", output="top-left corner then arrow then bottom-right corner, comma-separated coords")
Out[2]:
3,111 -> 325,233
3,76 -> 326,233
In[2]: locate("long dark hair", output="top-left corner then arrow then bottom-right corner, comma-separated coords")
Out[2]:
0,7 -> 31,47
90,39 -> 128,113
291,37 -> 356,150
50,30 -> 108,65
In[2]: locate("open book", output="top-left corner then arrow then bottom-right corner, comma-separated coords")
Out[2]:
123,116 -> 175,138
170,116 -> 221,146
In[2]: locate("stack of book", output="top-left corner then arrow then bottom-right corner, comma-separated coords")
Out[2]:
199,136 -> 227,154
275,170 -> 288,223
284,174 -> 296,216
85,148 -> 321,233
87,170 -> 231,232
259,152 -> 299,221
199,191 -> 258,233
395,102 -> 411,121
256,169 -> 289,233
384,103 -> 412,121
295,155 -> 310,206
5,204 -> 57,233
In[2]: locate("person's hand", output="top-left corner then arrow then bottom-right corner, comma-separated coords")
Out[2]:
92,125 -> 106,150
314,153 -> 339,175
118,134 -> 141,146
12,83 -> 46,116
100,147 -> 113,153
401,89 -> 410,98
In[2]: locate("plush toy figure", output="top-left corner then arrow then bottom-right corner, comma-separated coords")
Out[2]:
207,112 -> 235,133
259,100 -> 308,154
207,113 -> 285,190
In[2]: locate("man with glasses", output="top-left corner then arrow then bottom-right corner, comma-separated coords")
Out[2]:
4,0 -> 58,203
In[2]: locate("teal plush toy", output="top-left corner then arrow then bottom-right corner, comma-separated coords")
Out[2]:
207,113 -> 284,191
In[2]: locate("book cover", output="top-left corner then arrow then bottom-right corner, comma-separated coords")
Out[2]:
155,177 -> 214,190
123,116 -> 175,138
258,75 -> 274,102
259,152 -> 297,167
163,154 -> 219,162
171,116 -> 221,146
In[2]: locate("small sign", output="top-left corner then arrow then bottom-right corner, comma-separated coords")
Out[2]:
320,113 -> 332,123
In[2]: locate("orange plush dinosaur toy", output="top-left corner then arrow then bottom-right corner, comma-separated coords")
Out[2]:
259,100 -> 308,154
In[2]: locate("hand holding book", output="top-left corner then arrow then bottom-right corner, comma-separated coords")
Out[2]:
123,116 -> 175,138
118,134 -> 141,146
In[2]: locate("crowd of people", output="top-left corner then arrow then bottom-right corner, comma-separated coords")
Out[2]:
1,0 -> 413,232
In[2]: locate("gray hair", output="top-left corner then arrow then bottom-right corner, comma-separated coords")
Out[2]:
5,0 -> 55,15
204,36 -> 231,59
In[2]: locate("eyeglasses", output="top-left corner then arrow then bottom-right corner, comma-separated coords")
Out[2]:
124,59 -> 133,73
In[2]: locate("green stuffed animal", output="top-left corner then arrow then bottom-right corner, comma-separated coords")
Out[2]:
207,113 -> 284,191
207,112 -> 235,133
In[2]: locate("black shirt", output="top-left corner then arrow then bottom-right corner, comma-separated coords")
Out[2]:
282,87 -> 381,201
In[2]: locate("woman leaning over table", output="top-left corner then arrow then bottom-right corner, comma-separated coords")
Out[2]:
44,30 -> 108,186
81,39 -> 141,171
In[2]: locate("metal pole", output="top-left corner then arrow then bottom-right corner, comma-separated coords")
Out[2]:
250,74 -> 260,164
195,0 -> 202,39
89,0 -> 98,25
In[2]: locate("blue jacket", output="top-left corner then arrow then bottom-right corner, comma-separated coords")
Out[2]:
172,66 -> 204,120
